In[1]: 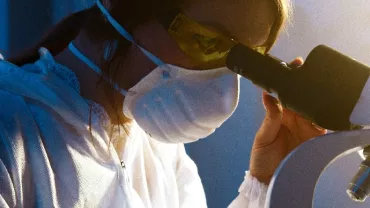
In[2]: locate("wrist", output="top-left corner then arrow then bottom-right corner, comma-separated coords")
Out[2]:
250,171 -> 272,185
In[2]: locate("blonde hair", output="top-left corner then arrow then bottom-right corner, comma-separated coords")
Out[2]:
265,0 -> 292,52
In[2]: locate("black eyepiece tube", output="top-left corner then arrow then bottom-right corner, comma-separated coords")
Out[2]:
226,43 -> 370,131
226,44 -> 291,93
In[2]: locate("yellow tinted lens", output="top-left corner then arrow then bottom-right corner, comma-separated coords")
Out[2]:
254,46 -> 267,55
168,14 -> 267,69
168,14 -> 237,69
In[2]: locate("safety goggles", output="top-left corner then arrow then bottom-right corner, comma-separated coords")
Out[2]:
163,13 -> 267,70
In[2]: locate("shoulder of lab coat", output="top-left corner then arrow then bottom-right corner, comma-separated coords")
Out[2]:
228,171 -> 268,208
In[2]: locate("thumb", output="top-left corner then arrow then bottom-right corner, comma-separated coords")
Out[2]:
254,92 -> 283,148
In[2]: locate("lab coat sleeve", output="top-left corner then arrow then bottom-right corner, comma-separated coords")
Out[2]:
0,90 -> 32,208
0,159 -> 15,208
176,144 -> 208,208
228,171 -> 268,208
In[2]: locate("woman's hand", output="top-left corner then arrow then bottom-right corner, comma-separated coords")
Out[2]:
249,57 -> 327,184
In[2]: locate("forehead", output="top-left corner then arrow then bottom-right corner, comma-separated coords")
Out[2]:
184,0 -> 277,47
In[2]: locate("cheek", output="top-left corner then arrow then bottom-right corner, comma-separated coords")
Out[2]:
120,46 -> 156,88
238,24 -> 272,47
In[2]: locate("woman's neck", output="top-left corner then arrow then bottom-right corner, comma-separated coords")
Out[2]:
54,32 -> 128,124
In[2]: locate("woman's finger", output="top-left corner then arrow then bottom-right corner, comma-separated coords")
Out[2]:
254,92 -> 283,148
262,92 -> 283,120
281,108 -> 297,127
289,56 -> 304,68
294,115 -> 327,135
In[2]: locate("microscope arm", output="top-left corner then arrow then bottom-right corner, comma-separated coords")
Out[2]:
265,129 -> 370,208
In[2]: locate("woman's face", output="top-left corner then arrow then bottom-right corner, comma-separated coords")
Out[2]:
122,0 -> 278,89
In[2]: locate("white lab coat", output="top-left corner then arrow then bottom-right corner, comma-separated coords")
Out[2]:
0,49 -> 266,208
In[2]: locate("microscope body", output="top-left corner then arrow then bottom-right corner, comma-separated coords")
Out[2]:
226,44 -> 370,204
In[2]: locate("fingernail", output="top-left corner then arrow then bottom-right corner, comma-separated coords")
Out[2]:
312,122 -> 325,131
291,56 -> 304,67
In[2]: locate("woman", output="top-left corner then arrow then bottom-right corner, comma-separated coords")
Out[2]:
0,0 -> 326,207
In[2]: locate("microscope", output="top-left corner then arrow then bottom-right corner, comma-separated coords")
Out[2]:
226,44 -> 370,206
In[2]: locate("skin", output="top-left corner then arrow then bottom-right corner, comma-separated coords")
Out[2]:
54,0 -> 326,184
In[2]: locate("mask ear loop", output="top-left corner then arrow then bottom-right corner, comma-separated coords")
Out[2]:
68,42 -> 128,96
96,0 -> 172,79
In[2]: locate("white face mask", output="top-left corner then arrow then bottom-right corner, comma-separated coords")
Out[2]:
123,65 -> 239,143
68,0 -> 240,143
